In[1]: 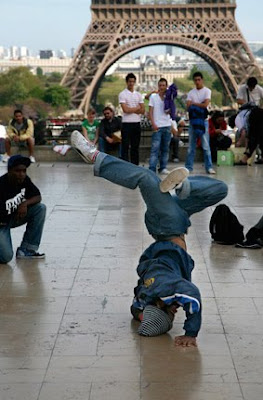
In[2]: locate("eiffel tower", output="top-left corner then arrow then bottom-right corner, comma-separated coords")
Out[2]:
62,0 -> 262,113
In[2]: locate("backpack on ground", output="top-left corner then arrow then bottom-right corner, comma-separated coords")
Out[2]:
209,204 -> 244,245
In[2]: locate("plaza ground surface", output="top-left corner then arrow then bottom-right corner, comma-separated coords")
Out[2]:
0,160 -> 262,400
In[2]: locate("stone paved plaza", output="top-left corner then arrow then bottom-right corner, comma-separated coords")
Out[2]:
0,160 -> 263,400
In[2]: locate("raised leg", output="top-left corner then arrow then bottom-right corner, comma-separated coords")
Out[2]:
95,153 -> 191,236
174,176 -> 228,217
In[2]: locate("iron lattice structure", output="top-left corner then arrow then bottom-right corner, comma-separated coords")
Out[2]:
62,0 -> 262,113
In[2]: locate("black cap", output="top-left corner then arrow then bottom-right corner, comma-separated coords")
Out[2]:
8,155 -> 31,170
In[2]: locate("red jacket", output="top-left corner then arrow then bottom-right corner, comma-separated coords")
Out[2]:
208,118 -> 227,138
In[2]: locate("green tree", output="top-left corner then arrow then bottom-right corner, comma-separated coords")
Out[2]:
0,67 -> 44,106
43,85 -> 70,108
36,67 -> 43,77
97,75 -> 126,108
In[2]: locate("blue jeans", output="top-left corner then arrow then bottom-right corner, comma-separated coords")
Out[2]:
0,203 -> 46,263
95,154 -> 228,237
98,137 -> 121,157
149,127 -> 171,172
185,120 -> 213,172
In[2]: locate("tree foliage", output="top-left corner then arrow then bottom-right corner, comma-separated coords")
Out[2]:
43,85 -> 70,108
0,67 -> 70,118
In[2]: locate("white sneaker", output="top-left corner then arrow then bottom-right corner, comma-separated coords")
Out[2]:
159,168 -> 170,175
160,167 -> 189,193
2,154 -> 10,163
179,140 -> 184,147
29,156 -> 36,163
71,130 -> 99,163
207,168 -> 216,175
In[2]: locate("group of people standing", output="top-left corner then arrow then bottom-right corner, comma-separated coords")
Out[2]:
83,71 -> 220,175
79,70 -> 263,173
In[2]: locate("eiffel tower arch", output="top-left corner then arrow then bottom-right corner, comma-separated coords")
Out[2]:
62,0 -> 263,114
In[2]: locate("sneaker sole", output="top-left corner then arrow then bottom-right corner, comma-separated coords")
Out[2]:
160,167 -> 189,193
16,255 -> 46,259
72,147 -> 92,164
71,131 -> 94,164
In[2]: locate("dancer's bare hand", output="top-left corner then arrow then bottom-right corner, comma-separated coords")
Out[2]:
174,335 -> 197,347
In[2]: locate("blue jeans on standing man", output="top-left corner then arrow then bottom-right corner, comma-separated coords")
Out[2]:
149,127 -> 171,173
185,120 -> 213,172
0,203 -> 46,264
94,153 -> 228,238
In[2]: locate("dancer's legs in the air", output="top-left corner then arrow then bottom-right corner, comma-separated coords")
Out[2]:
71,130 -> 228,239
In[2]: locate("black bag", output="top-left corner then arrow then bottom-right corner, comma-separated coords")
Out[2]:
209,204 -> 244,245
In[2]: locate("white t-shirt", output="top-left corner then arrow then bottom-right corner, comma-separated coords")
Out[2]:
187,87 -> 211,105
149,93 -> 171,128
0,125 -> 6,139
237,84 -> 263,106
235,109 -> 251,131
118,88 -> 144,123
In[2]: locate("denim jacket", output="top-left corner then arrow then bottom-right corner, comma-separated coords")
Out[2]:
132,240 -> 202,337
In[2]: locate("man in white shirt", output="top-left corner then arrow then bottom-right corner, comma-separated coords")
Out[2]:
237,77 -> 263,106
148,78 -> 172,174
119,73 -> 145,165
185,72 -> 215,174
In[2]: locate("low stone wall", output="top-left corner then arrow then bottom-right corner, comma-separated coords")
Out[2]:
8,144 -> 204,163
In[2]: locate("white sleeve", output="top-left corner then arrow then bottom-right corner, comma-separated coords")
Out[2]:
138,93 -> 144,104
118,91 -> 126,104
149,95 -> 155,107
186,90 -> 193,101
205,88 -> 211,100
171,119 -> 178,130
236,86 -> 244,100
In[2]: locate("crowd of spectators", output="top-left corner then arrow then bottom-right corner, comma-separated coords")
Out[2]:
1,73 -> 263,167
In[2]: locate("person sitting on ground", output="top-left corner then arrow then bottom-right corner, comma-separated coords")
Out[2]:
231,106 -> 263,165
236,216 -> 263,249
82,108 -> 99,146
208,111 -> 232,162
3,110 -> 36,163
0,155 -> 46,263
71,130 -> 228,346
170,117 -> 185,163
98,106 -> 122,156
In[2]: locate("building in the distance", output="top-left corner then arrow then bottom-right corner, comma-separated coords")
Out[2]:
58,49 -> 67,59
248,41 -> 263,55
39,50 -> 55,59
19,46 -> 29,58
10,46 -> 19,59
109,52 -> 213,90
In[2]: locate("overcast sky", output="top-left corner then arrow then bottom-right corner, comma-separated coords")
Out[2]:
0,0 -> 262,54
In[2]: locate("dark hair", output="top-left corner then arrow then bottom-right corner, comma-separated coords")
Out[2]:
14,109 -> 23,115
211,110 -> 224,124
228,114 -> 238,129
193,72 -> 203,80
247,77 -> 258,88
126,73 -> 136,82
158,78 -> 168,85
103,106 -> 113,113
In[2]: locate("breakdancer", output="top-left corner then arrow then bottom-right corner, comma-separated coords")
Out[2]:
71,131 -> 228,347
